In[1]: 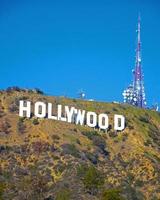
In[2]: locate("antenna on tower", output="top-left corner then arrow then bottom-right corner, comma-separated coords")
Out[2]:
78,89 -> 86,100
151,101 -> 159,112
123,14 -> 147,108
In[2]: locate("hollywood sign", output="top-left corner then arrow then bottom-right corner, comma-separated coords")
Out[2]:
19,101 -> 125,131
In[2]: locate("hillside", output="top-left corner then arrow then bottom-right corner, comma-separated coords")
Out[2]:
0,88 -> 160,200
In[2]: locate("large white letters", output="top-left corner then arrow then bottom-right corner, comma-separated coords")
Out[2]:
65,106 -> 75,123
75,109 -> 86,125
48,103 -> 58,120
114,114 -> 125,131
19,101 -> 125,131
19,100 -> 31,118
57,105 -> 67,122
35,102 -> 46,118
86,112 -> 97,128
98,114 -> 109,130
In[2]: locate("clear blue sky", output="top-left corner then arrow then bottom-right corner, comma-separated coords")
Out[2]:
0,0 -> 160,105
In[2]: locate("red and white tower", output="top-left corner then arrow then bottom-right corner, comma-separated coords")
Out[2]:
123,15 -> 147,108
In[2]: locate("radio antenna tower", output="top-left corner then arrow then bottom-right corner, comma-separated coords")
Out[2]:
78,89 -> 86,100
123,14 -> 147,108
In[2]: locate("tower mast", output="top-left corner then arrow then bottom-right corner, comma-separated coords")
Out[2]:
123,15 -> 147,108
133,14 -> 146,108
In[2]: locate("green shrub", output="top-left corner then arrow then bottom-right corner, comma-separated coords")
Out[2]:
77,164 -> 88,177
82,131 -> 99,140
144,139 -> 152,146
148,124 -> 160,145
139,115 -> 150,123
112,107 -> 118,112
135,179 -> 144,187
0,182 -> 6,199
77,165 -> 104,195
101,189 -> 125,200
61,143 -> 80,158
52,135 -> 60,141
83,166 -> 104,194
55,189 -> 71,200
76,138 -> 81,145
92,135 -> 106,151
32,118 -> 39,125
85,152 -> 98,164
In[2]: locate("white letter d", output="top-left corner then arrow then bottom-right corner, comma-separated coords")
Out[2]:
114,114 -> 125,131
